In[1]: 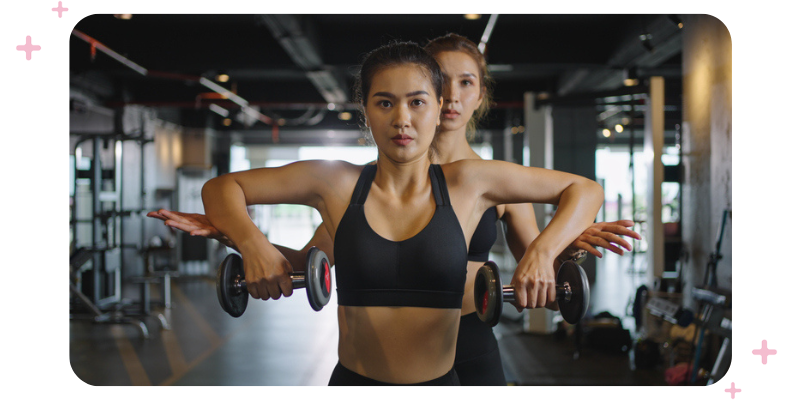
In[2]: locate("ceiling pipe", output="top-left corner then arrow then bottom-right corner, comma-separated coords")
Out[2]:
478,14 -> 499,54
71,29 -> 274,126
72,30 -> 147,75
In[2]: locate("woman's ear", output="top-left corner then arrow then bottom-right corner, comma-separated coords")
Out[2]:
437,97 -> 443,126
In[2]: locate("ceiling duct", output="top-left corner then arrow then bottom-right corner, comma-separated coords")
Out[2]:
258,15 -> 348,104
557,15 -> 683,96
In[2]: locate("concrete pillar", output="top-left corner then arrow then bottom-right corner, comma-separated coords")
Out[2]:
645,77 -> 665,282
524,92 -> 553,232
681,15 -> 732,302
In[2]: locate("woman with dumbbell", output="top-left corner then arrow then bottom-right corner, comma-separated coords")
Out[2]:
150,34 -> 639,385
195,41 -> 604,385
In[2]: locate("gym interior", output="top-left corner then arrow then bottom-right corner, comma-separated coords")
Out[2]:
68,14 -> 732,386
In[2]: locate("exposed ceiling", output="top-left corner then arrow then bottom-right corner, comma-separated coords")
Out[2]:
70,14 -> 684,140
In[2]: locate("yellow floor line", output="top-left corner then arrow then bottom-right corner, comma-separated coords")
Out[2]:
170,284 -> 222,347
158,282 -> 256,386
110,325 -> 152,386
159,316 -> 257,386
160,327 -> 188,377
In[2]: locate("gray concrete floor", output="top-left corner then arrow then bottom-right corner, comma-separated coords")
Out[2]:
69,252 -> 665,386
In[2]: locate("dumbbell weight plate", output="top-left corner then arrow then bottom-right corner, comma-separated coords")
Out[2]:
556,260 -> 590,324
305,247 -> 332,311
474,261 -> 503,326
216,253 -> 248,318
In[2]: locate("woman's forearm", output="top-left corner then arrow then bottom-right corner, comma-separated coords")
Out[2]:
525,179 -> 604,260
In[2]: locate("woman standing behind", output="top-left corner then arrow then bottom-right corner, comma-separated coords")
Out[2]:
424,33 -> 639,385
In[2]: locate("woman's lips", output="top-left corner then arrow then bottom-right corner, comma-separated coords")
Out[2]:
442,109 -> 460,119
391,134 -> 413,146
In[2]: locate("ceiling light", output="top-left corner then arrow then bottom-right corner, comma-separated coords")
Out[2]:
338,112 -> 352,121
615,124 -> 624,133
639,33 -> 654,52
114,14 -> 132,20
222,118 -> 232,126
603,129 -> 611,138
464,14 -> 481,20
216,74 -> 229,83
668,15 -> 684,29
623,68 -> 639,87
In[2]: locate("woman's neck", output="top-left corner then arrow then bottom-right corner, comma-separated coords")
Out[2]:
431,127 -> 480,164
374,154 -> 431,198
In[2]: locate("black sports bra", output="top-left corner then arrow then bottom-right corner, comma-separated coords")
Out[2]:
467,207 -> 498,262
333,164 -> 468,309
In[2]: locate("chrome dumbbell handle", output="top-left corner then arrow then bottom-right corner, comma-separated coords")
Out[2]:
501,283 -> 572,303
232,273 -> 307,293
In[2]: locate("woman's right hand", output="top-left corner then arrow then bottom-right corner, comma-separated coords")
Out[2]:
147,209 -> 236,249
238,237 -> 296,301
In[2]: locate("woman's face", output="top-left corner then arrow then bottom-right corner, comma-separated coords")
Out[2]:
435,51 -> 484,133
364,64 -> 442,163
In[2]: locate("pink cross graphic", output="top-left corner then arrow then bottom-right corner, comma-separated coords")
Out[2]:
725,382 -> 741,399
16,36 -> 41,60
752,339 -> 777,364
52,2 -> 68,18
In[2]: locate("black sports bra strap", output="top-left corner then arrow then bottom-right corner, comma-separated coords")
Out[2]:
351,164 -> 377,205
430,164 -> 451,206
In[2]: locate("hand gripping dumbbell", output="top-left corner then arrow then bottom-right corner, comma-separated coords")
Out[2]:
474,260 -> 590,326
216,247 -> 332,317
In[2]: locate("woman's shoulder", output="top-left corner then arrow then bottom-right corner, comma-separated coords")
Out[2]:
439,158 -> 504,175
301,159 -> 365,177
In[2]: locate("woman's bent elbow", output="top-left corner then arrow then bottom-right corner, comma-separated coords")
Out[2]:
201,177 -> 222,204
588,180 -> 604,206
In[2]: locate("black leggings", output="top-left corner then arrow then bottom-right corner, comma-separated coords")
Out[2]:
328,362 -> 460,385
453,312 -> 506,385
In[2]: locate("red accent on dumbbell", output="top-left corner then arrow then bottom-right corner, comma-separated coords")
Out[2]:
324,260 -> 331,293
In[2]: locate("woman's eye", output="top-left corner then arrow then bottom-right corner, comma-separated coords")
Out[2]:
379,100 -> 392,108
461,80 -> 473,86
411,99 -> 425,106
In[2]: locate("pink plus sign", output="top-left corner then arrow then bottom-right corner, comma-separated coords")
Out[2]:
52,2 -> 69,18
752,339 -> 777,364
725,382 -> 741,399
16,36 -> 41,61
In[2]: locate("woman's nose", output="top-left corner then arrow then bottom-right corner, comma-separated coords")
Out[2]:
443,81 -> 459,103
392,105 -> 411,128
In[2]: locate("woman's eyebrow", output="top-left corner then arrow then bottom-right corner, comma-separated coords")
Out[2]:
372,90 -> 430,98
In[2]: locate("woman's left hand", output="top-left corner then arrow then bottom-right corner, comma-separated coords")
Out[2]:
565,220 -> 642,258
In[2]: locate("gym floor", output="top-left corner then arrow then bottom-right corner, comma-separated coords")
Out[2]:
69,252 -> 664,386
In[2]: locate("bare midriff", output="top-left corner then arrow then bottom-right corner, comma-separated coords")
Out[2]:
337,305 -> 461,384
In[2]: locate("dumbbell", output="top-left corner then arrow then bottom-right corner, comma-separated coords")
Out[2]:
216,247 -> 332,317
474,260 -> 590,326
